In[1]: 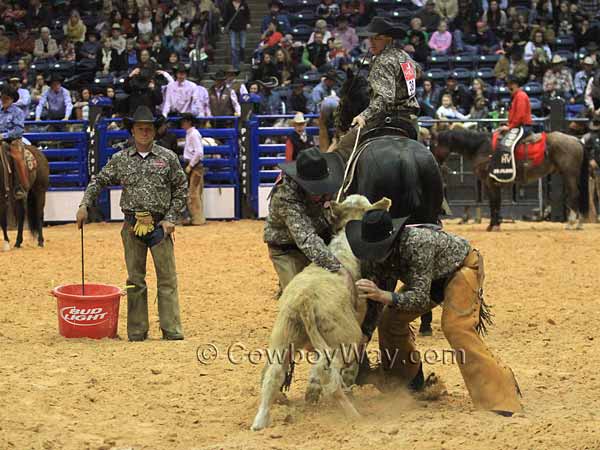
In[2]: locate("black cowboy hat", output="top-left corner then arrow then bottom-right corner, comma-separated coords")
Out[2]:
47,73 -> 64,84
363,16 -> 407,39
257,76 -> 279,89
123,105 -> 162,130
506,75 -> 521,86
0,85 -> 19,102
345,209 -> 409,261
179,112 -> 199,126
224,64 -> 240,75
212,70 -> 226,81
278,147 -> 345,195
324,70 -> 340,82
174,64 -> 188,74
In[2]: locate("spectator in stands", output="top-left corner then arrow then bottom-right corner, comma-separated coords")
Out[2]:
428,20 -> 452,56
163,52 -> 181,74
439,74 -> 472,113
10,26 -> 35,59
454,0 -> 482,30
534,16 -> 555,47
575,19 -> 600,52
585,70 -> 600,113
474,21 -> 499,54
151,35 -> 171,67
124,67 -> 164,117
543,55 -> 575,101
342,0 -> 375,27
2,2 -> 26,27
327,39 -> 348,69
156,119 -> 180,154
260,20 -> 283,50
195,77 -> 212,118
35,74 -> 73,121
436,93 -> 469,120
470,78 -> 489,100
578,0 -> 599,19
97,37 -> 124,75
137,7 -> 154,40
333,16 -> 358,54
416,0 -> 441,32
311,70 -> 338,112
309,19 -> 332,44
316,0 -> 341,23
208,70 -> 241,118
436,0 -> 458,24
64,10 -> 87,43
575,57 -> 596,101
453,21 -> 479,54
126,39 -> 139,68
288,80 -> 313,114
261,0 -> 291,35
483,0 -> 507,37
162,65 -> 199,117
9,77 -> 31,117
59,39 -> 76,62
110,24 -> 127,57
302,30 -> 329,72
253,51 -> 278,81
417,79 -> 441,117
73,88 -> 91,121
15,59 -> 32,87
274,49 -> 295,86
26,0 -> 52,33
405,31 -> 429,65
495,47 -> 529,86
169,27 -> 189,57
468,95 -> 490,128
180,113 -> 205,226
0,26 -> 9,66
285,112 -> 313,161
33,27 -> 59,62
222,0 -> 251,71
30,74 -> 49,105
79,32 -> 101,67
257,77 -> 283,115
524,29 -> 551,63
529,47 -> 549,82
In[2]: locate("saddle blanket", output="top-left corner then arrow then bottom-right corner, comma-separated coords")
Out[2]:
491,130 -> 546,183
24,148 -> 37,171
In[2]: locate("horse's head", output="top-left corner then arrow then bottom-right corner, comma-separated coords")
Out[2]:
336,69 -> 370,133
329,195 -> 392,231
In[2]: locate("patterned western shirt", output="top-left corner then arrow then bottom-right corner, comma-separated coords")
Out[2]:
263,175 -> 341,272
359,46 -> 421,126
0,104 -> 24,141
80,143 -> 188,223
362,227 -> 470,315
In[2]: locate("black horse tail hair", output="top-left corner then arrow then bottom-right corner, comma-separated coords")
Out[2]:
26,188 -> 40,237
578,144 -> 590,216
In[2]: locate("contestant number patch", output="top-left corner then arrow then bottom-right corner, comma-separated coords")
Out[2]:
401,62 -> 416,96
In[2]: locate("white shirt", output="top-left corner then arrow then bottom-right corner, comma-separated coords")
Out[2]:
184,127 -> 204,167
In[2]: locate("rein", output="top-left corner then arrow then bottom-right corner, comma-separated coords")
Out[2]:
336,126 -> 362,202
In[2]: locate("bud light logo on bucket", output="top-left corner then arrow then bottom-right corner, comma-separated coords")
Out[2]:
60,307 -> 109,326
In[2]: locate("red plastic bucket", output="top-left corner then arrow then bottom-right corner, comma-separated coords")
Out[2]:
51,284 -> 124,339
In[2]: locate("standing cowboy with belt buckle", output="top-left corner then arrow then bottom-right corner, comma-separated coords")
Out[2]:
346,210 -> 523,415
264,147 -> 351,292
180,112 -> 206,225
0,85 -> 28,200
334,16 -> 421,161
76,105 -> 188,342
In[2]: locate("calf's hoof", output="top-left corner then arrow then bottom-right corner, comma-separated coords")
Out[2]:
251,412 -> 270,431
305,382 -> 322,404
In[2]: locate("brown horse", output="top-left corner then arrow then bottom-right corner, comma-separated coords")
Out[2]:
432,128 -> 589,231
0,144 -> 49,249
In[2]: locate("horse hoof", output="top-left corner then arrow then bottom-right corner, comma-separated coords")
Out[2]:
486,225 -> 493,232
2,241 -> 9,252
38,242 -> 44,248
492,225 -> 501,232
565,223 -> 574,231
14,243 -> 21,249
576,223 -> 584,231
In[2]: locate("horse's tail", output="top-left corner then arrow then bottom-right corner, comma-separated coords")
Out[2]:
26,188 -> 40,237
578,142 -> 590,216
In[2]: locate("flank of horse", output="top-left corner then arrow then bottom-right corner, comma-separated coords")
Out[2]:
432,128 -> 589,230
0,144 -> 50,250
251,195 -> 391,431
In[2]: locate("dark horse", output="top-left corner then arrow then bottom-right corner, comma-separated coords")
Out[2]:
0,144 -> 49,250
433,128 -> 589,230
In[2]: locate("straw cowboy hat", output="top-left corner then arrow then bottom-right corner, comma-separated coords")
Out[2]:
0,85 -> 19,102
582,56 -> 595,66
345,209 -> 409,260
123,105 -> 162,131
362,16 -> 407,39
551,54 -> 565,65
278,147 -> 344,195
289,112 -> 307,125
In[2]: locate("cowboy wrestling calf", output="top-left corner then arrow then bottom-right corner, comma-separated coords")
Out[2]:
251,195 -> 391,431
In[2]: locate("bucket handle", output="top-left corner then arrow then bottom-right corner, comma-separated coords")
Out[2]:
49,288 -> 128,297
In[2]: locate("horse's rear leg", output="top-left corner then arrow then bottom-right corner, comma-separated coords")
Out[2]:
564,174 -> 582,230
1,211 -> 9,251
33,189 -> 45,247
14,200 -> 25,248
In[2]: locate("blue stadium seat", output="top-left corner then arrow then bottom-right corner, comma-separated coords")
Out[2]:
449,54 -> 475,69
300,70 -> 321,85
530,97 -> 543,113
94,75 -> 115,88
30,61 -> 49,73
567,103 -> 585,118
51,61 -> 76,77
451,67 -> 473,82
555,35 -> 576,50
0,63 -> 19,77
476,54 -> 500,68
424,68 -> 450,81
291,24 -> 312,41
494,85 -> 511,104
389,7 -> 413,22
473,67 -> 495,82
556,50 -> 574,62
283,0 -> 318,13
290,10 -> 316,26
427,55 -> 450,69
418,116 -> 435,128
523,81 -> 543,96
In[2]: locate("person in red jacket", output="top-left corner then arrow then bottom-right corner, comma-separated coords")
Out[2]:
498,75 -> 533,139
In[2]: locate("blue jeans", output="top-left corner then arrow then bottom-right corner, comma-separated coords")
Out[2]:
229,30 -> 246,69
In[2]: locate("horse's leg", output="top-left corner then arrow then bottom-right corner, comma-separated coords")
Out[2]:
563,173 -> 580,230
487,182 -> 502,232
14,200 -> 25,248
33,187 -> 45,247
1,209 -> 9,251
460,206 -> 470,224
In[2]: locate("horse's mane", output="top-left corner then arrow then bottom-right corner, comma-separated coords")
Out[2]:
436,128 -> 491,158
335,69 -> 370,134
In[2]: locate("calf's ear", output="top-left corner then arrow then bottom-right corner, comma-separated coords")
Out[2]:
370,197 -> 392,211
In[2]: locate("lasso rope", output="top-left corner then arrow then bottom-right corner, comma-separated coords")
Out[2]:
336,126 -> 363,203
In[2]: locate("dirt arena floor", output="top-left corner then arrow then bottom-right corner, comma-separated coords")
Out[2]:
1,219 -> 600,450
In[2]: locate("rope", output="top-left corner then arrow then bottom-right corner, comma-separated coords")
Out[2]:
336,126 -> 363,203
81,226 -> 85,296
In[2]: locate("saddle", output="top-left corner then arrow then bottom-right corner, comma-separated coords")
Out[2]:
490,127 -> 521,183
491,129 -> 547,183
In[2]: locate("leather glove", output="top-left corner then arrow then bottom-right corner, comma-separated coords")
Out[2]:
351,115 -> 366,128
185,165 -> 192,174
133,212 -> 155,237
160,220 -> 175,236
76,206 -> 88,229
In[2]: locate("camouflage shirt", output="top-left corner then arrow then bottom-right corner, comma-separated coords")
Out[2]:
80,143 -> 188,223
263,175 -> 341,272
363,227 -> 470,315
359,46 -> 421,126
582,131 -> 600,166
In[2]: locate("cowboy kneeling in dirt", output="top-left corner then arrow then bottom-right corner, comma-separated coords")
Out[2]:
346,210 -> 523,416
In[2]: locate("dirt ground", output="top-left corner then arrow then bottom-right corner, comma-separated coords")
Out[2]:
1,219 -> 600,450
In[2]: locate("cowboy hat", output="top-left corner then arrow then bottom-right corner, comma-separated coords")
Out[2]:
0,85 -> 19,102
257,76 -> 279,89
211,70 -> 227,81
289,112 -> 307,125
551,54 -> 565,64
582,56 -> 595,66
363,16 -> 407,39
174,64 -> 189,74
224,64 -> 240,75
123,106 -> 162,131
324,70 -> 340,82
179,112 -> 199,127
47,73 -> 64,84
111,23 -> 122,30
506,75 -> 521,86
345,209 -> 409,261
278,147 -> 344,195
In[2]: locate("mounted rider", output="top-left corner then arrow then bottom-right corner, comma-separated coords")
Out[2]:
498,75 -> 533,141
334,16 -> 421,161
0,85 -> 28,200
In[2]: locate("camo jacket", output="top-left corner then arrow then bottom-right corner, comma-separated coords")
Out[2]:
362,227 -> 470,315
80,143 -> 188,223
582,131 -> 600,166
359,46 -> 421,126
263,175 -> 341,272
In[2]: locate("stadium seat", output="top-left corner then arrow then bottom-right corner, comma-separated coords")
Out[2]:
300,70 -> 322,84
372,0 -> 397,9
290,10 -> 316,26
30,61 -> 49,73
418,116 -> 435,128
0,63 -> 18,77
555,50 -> 574,62
523,81 -> 543,96
291,24 -> 312,41
566,103 -> 585,118
449,54 -> 475,69
94,75 -> 115,88
451,67 -> 472,83
476,54 -> 501,68
473,67 -> 495,82
427,55 -> 450,69
530,97 -> 543,113
51,61 -> 76,78
424,68 -> 450,81
283,0 -> 317,13
389,7 -> 413,22
555,35 -> 576,50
